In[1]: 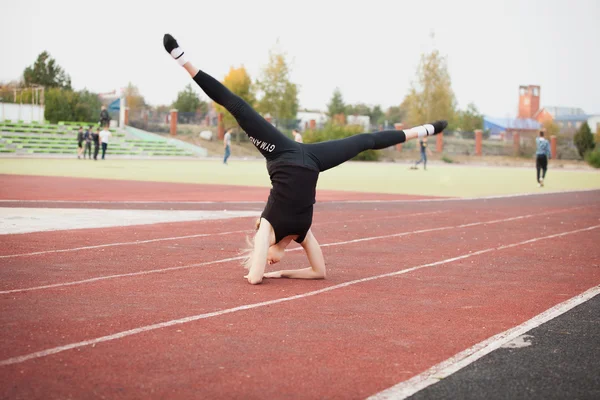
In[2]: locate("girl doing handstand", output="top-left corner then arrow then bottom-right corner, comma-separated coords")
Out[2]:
164,34 -> 447,284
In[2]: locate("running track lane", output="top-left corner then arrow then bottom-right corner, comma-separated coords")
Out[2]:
0,223 -> 598,398
0,174 -> 443,202
0,209 -> 458,291
1,202 -> 600,398
0,208 -> 451,258
0,206 -> 597,354
2,188 -> 596,259
0,206 -> 592,293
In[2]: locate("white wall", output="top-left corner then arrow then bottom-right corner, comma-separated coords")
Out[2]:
119,97 -> 125,127
347,115 -> 371,131
0,103 -> 45,123
297,111 -> 328,130
296,111 -> 371,131
587,115 -> 600,135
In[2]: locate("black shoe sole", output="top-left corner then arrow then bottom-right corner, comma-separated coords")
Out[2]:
163,34 -> 179,53
431,120 -> 448,134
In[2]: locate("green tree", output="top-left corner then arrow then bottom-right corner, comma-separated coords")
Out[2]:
255,49 -> 298,123
384,105 -> 405,125
44,88 -> 75,123
345,103 -> 385,128
346,103 -> 370,116
303,122 -> 378,161
327,88 -> 346,117
402,49 -> 456,126
73,89 -> 102,122
456,103 -> 483,132
23,51 -> 71,89
172,84 -> 205,113
214,65 -> 256,128
44,88 -> 102,123
574,122 -> 595,158
370,105 -> 384,126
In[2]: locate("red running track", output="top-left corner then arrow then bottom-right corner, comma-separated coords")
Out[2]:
0,174 -> 443,203
0,182 -> 599,399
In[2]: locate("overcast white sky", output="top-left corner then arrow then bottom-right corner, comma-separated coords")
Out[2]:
1,0 -> 598,118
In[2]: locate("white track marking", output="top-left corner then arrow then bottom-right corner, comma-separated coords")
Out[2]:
0,224 -> 597,367
0,208 -> 259,235
319,207 -> 586,247
0,205 -> 586,260
0,229 -> 251,259
334,188 -> 600,203
308,210 -> 444,227
0,256 -> 246,295
0,208 -> 587,294
0,211 -> 443,259
0,188 -> 597,205
0,199 -> 265,205
368,284 -> 600,400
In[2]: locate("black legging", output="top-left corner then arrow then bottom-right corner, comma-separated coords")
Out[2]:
84,142 -> 92,158
536,154 -> 548,182
193,70 -> 406,172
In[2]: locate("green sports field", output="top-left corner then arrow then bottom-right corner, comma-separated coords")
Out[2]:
1,158 -> 599,198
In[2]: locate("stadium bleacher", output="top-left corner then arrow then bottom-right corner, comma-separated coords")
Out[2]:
0,121 -> 197,157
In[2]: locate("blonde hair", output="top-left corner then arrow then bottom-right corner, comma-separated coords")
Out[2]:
240,218 -> 261,270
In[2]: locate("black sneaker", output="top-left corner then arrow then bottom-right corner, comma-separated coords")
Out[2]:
431,120 -> 448,135
163,34 -> 179,54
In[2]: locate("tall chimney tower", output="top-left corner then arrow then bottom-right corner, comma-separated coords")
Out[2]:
518,85 -> 540,119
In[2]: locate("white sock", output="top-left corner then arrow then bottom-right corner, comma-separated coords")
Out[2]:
423,124 -> 435,136
405,124 -> 436,138
170,47 -> 187,66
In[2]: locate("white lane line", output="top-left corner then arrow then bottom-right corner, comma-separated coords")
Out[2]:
0,211 -> 443,259
1,187 -> 597,205
335,188 -> 600,203
0,199 -> 265,204
367,284 -> 600,400
1,224 -> 597,367
0,208 -> 585,294
312,210 -> 444,227
0,255 -> 246,295
319,206 -> 587,247
0,229 -> 252,259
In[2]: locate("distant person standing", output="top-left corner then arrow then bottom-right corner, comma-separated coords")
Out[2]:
293,129 -> 303,143
76,126 -> 84,159
410,137 -> 432,170
535,130 -> 551,187
223,128 -> 232,164
100,106 -> 110,127
92,127 -> 101,160
83,126 -> 93,159
99,126 -> 112,160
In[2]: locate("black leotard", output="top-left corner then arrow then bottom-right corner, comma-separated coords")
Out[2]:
192,70 -> 406,244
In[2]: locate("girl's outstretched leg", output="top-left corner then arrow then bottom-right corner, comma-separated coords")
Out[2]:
163,34 -> 296,160
305,121 -> 447,172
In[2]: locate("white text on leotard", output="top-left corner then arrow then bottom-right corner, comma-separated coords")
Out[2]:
249,136 -> 276,152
